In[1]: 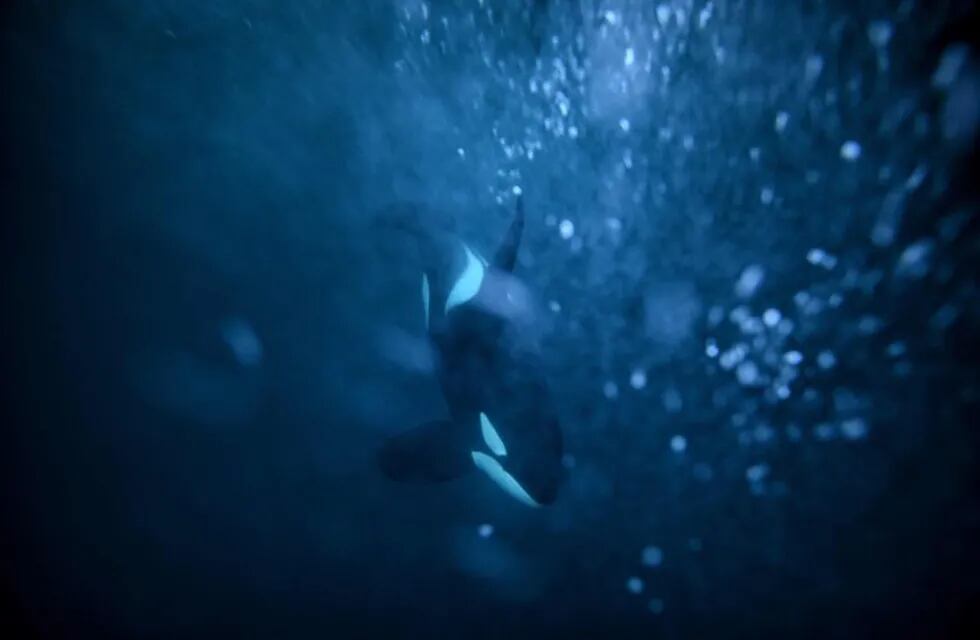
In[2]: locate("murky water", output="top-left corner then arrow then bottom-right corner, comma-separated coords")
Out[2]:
4,1 -> 979,637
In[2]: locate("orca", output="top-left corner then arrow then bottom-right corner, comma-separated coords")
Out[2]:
377,197 -> 564,506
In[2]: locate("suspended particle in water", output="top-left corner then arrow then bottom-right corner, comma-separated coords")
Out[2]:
641,546 -> 663,567
746,463 -> 770,483
867,20 -> 893,49
603,380 -> 620,400
670,435 -> 687,453
840,418 -> 869,440
478,524 -> 494,538
626,577 -> 644,594
817,350 -> 837,370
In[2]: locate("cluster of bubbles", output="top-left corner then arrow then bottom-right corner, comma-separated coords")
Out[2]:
388,0 -> 976,618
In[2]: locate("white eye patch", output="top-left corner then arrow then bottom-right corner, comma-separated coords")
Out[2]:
471,451 -> 539,508
480,412 -> 507,457
444,243 -> 486,314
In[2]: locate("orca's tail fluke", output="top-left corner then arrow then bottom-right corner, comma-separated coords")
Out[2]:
377,420 -> 474,483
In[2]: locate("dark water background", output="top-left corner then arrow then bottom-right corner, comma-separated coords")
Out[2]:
3,1 -> 980,637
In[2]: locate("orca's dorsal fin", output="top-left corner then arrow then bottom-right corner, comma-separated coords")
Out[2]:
492,196 -> 525,273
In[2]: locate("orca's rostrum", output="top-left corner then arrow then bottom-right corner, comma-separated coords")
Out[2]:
377,197 -> 564,507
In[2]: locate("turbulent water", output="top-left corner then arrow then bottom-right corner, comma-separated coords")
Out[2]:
4,1 -> 979,638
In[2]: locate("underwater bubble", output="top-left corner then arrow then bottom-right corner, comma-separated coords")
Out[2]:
626,577 -> 644,595
871,195 -> 901,247
886,341 -> 907,357
720,343 -> 748,371
806,248 -> 838,269
817,350 -> 837,370
784,350 -> 803,366
641,546 -> 663,568
857,315 -> 882,335
774,111 -> 789,132
777,317 -> 795,336
735,265 -> 765,298
698,2 -> 713,28
805,54 -> 824,82
558,219 -> 575,240
746,463 -> 770,483
749,146 -> 761,162
762,308 -> 782,327
648,598 -> 665,615
705,339 -> 720,358
814,423 -> 837,441
730,306 -> 750,324
670,435 -> 687,453
905,165 -> 928,191
478,524 -> 494,538
840,140 -> 862,161
736,361 -> 761,386
624,47 -> 635,67
549,300 -> 562,313
841,418 -> 869,440
656,4 -> 671,27
895,238 -> 935,279
760,187 -> 775,205
603,381 -> 619,400
867,20 -> 893,48
630,368 -> 647,390
933,43 -> 969,89
619,118 -> 631,132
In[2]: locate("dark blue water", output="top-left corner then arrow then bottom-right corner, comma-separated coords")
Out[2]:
4,1 -> 979,638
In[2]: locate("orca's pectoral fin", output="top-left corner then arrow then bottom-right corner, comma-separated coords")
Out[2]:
492,195 -> 525,272
377,420 -> 472,483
